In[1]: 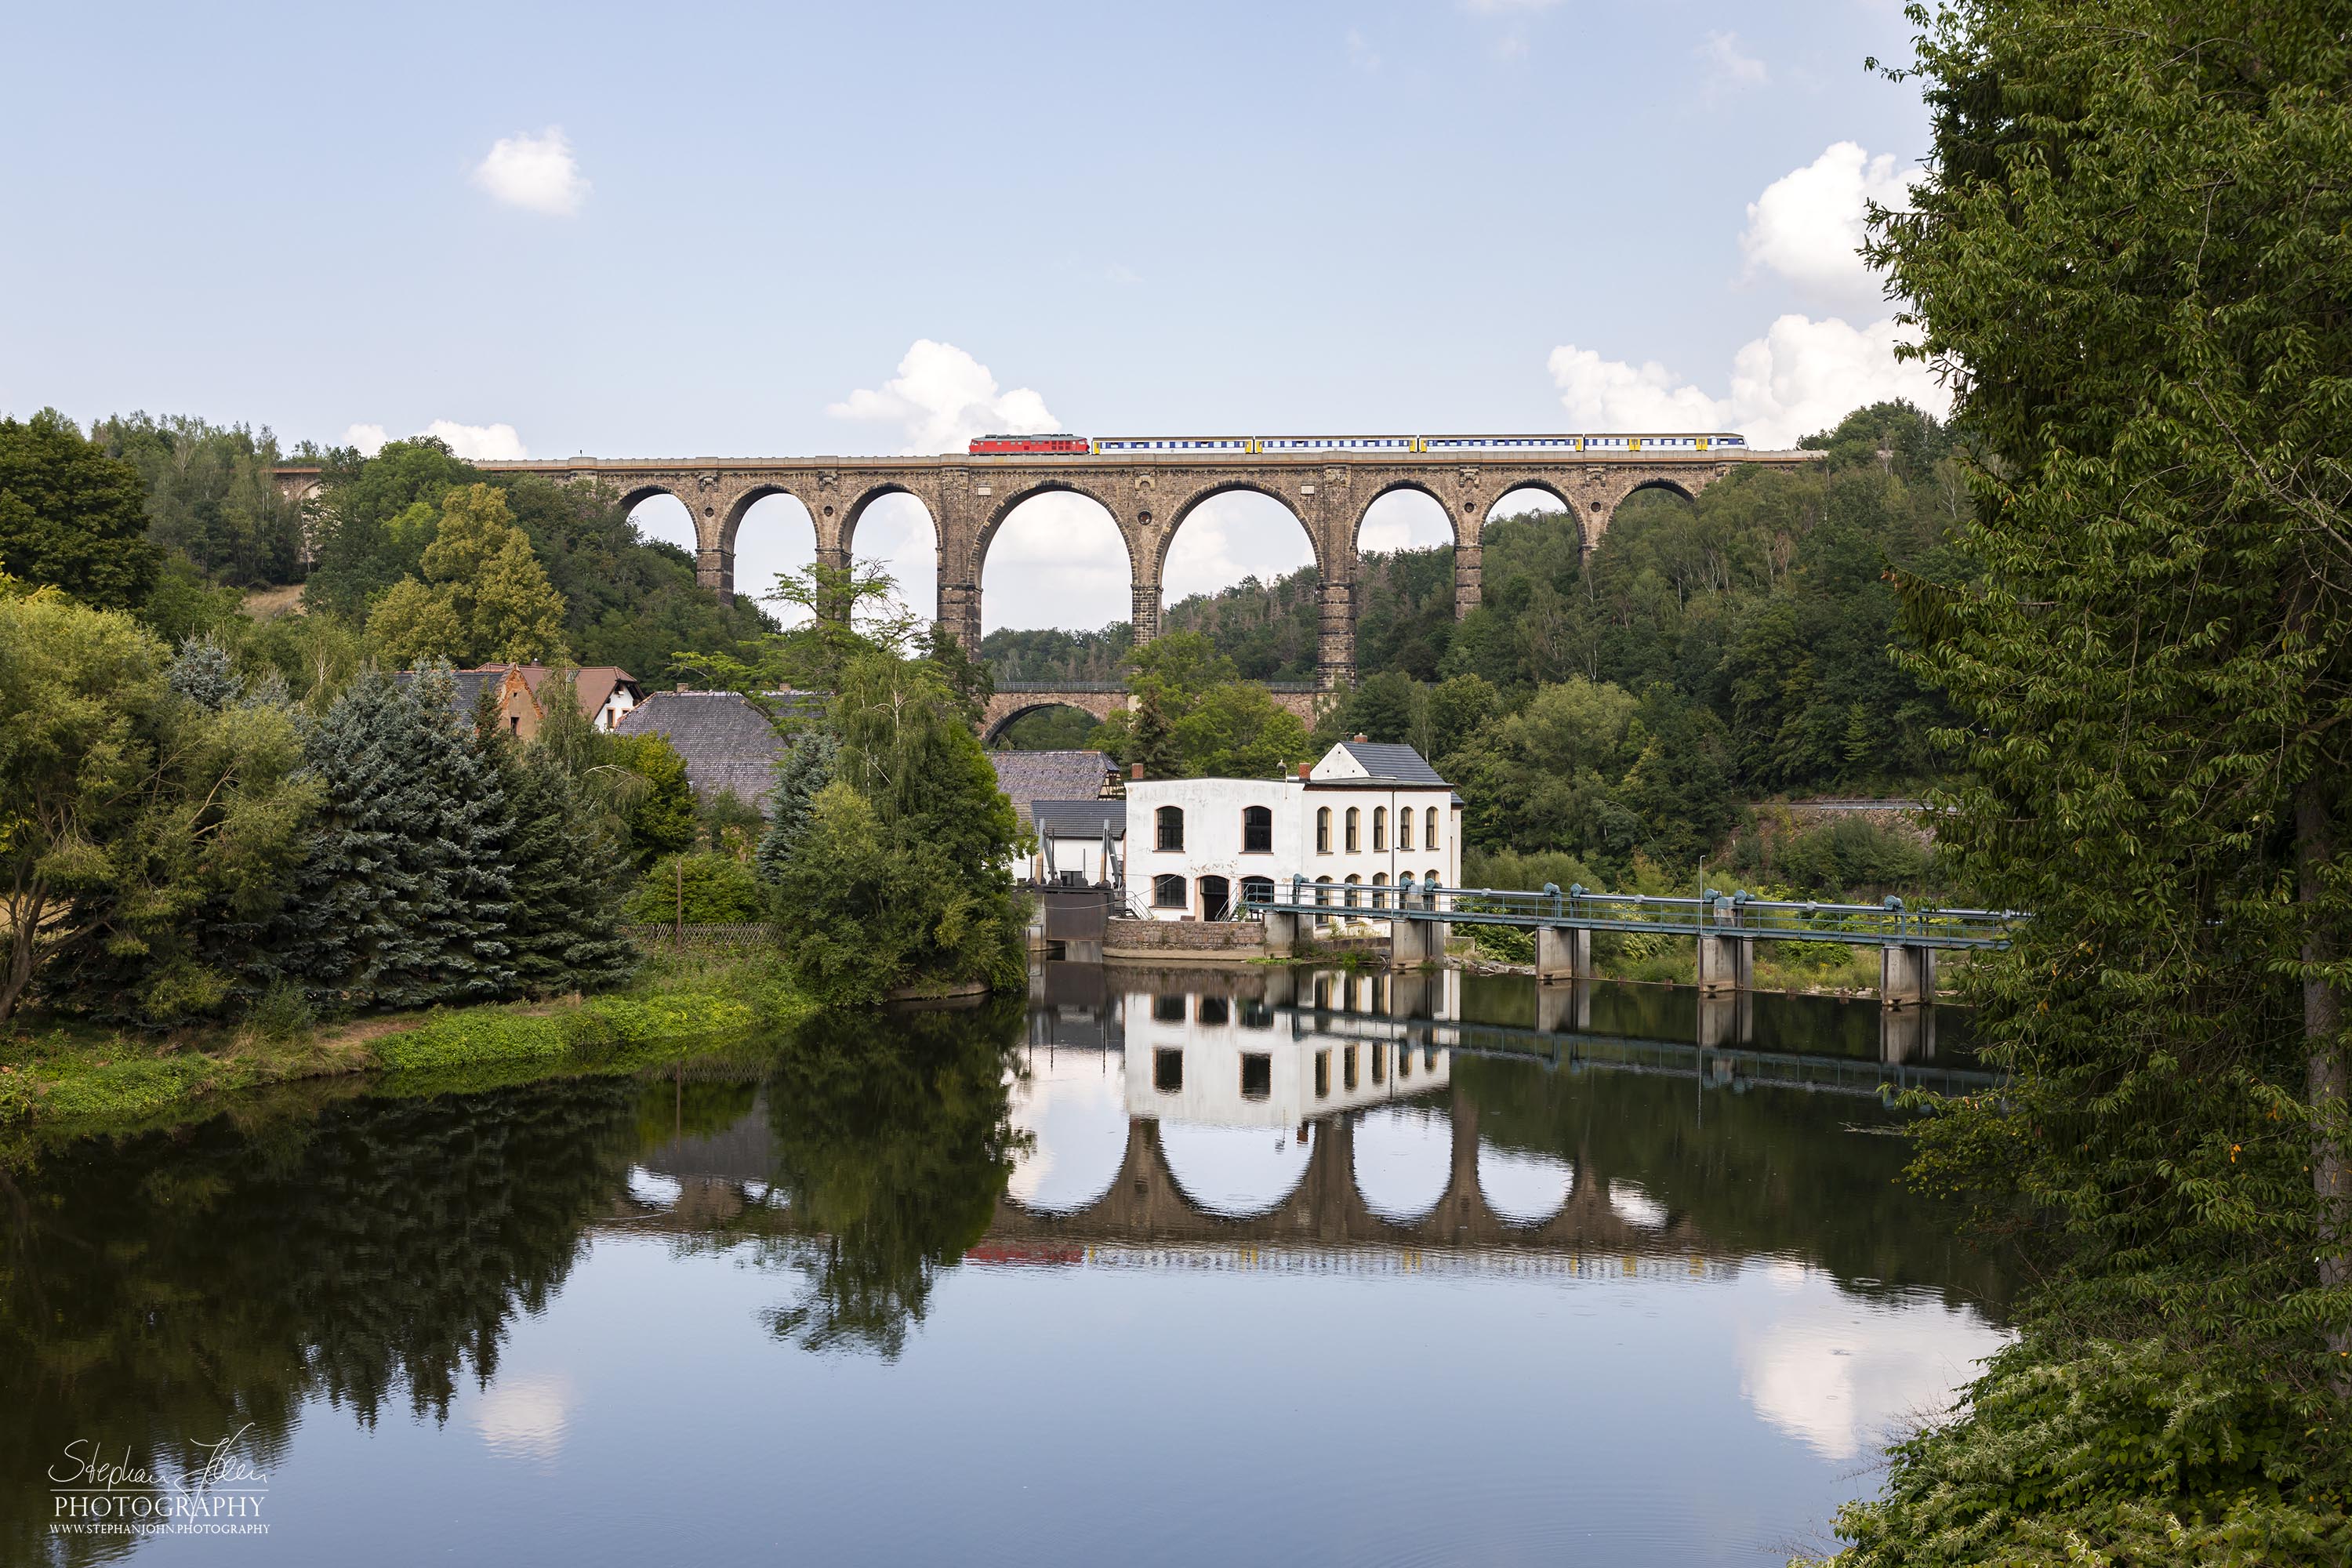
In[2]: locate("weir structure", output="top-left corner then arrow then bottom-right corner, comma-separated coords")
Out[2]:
273,444 -> 1820,691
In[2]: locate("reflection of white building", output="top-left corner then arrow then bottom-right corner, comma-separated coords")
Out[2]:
1121,988 -> 1451,1127
1125,741 -> 1464,920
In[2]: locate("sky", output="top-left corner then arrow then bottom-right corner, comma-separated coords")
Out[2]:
1,1 -> 1947,633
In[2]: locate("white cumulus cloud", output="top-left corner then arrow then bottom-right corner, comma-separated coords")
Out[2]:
339,419 -> 529,460
1547,345 -> 1734,430
1727,315 -> 1946,448
828,339 -> 1060,455
1543,143 -> 1948,448
1740,141 -> 1913,311
1548,317 -> 1945,451
472,127 -> 590,217
1700,30 -> 1768,92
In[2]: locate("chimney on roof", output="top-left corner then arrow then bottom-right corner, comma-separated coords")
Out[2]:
1131,762 -> 1144,782
1352,733 -> 1367,743
1298,763 -> 1310,779
675,684 -> 690,693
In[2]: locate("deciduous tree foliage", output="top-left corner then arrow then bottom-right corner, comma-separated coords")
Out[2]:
365,485 -> 569,666
93,412 -> 305,586
0,410 -> 160,611
771,652 -> 1028,1004
1817,2 -> 2352,1559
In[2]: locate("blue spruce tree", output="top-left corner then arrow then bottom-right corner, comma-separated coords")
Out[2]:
276,666 -> 515,1008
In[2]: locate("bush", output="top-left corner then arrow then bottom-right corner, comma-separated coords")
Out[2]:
625,852 -> 767,924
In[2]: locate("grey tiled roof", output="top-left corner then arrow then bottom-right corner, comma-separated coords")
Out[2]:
1338,741 -> 1449,786
1032,799 -> 1127,840
986,750 -> 1114,824
617,690 -> 797,808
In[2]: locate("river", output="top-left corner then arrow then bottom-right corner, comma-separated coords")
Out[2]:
3,968 -> 2009,1566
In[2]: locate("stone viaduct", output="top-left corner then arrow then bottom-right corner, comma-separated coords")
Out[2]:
277,446 -> 1820,690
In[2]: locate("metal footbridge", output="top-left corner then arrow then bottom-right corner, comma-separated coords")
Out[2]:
1243,880 -> 2027,1003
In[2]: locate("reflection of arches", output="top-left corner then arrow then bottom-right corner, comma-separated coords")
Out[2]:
1159,1121 -> 1316,1218
1004,1051 -> 1131,1215
1477,1145 -> 1573,1225
1352,1104 -> 1452,1221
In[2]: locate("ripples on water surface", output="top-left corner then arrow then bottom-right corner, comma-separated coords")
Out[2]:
2,969 -> 2009,1566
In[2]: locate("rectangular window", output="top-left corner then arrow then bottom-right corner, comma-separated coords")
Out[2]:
1197,996 -> 1229,1025
1343,1046 -> 1359,1091
1239,1053 -> 1272,1099
1372,808 -> 1386,851
1345,808 -> 1360,852
1153,1048 -> 1183,1093
1316,808 -> 1331,853
1314,1050 -> 1330,1098
1370,1045 -> 1385,1085
1425,807 -> 1439,850
1400,811 -> 1414,851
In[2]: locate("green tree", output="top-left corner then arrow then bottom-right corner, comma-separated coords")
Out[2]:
302,437 -> 477,618
92,412 -> 305,586
625,851 -> 767,924
42,638 -> 321,1025
1097,631 -> 1312,779
755,729 -> 838,885
1819,2 -> 2352,1558
270,666 -> 516,1010
606,732 -> 698,866
365,485 -> 568,666
0,410 -> 160,611
477,712 -> 633,996
770,652 -> 1027,1004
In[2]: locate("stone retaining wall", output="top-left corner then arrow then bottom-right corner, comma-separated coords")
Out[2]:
1102,918 -> 1267,963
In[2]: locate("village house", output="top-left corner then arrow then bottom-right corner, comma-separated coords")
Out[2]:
1124,740 -> 1463,921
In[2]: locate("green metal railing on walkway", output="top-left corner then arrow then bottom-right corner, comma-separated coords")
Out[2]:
1244,880 -> 2023,951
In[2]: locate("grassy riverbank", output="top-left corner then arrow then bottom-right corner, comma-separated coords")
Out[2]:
0,948 -> 813,1132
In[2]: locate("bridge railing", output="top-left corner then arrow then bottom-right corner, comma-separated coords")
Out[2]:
1242,880 -> 2025,949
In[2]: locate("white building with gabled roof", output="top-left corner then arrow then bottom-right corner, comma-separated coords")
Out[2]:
1123,739 -> 1462,922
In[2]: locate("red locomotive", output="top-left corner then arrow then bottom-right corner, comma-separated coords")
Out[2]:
968,434 -> 1091,455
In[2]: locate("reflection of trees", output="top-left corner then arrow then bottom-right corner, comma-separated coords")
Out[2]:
1451,1054 -> 2016,1318
0,1079 -> 638,1566
754,999 -> 1022,1359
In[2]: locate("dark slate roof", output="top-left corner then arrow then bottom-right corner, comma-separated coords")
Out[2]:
1032,799 -> 1127,840
396,666 -> 511,717
616,690 -> 792,808
986,750 -> 1114,824
1338,740 -> 1449,786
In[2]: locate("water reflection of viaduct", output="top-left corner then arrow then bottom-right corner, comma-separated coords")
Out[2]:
989,1092 -> 1698,1256
274,448 -> 1820,687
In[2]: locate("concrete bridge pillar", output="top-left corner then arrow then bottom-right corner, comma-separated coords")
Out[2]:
1264,909 -> 1300,958
1880,944 -> 1936,1007
1390,916 -> 1445,968
1697,933 -> 1753,993
1535,925 -> 1591,983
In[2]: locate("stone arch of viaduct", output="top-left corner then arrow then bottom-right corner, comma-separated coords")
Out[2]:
281,450 -> 1819,688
